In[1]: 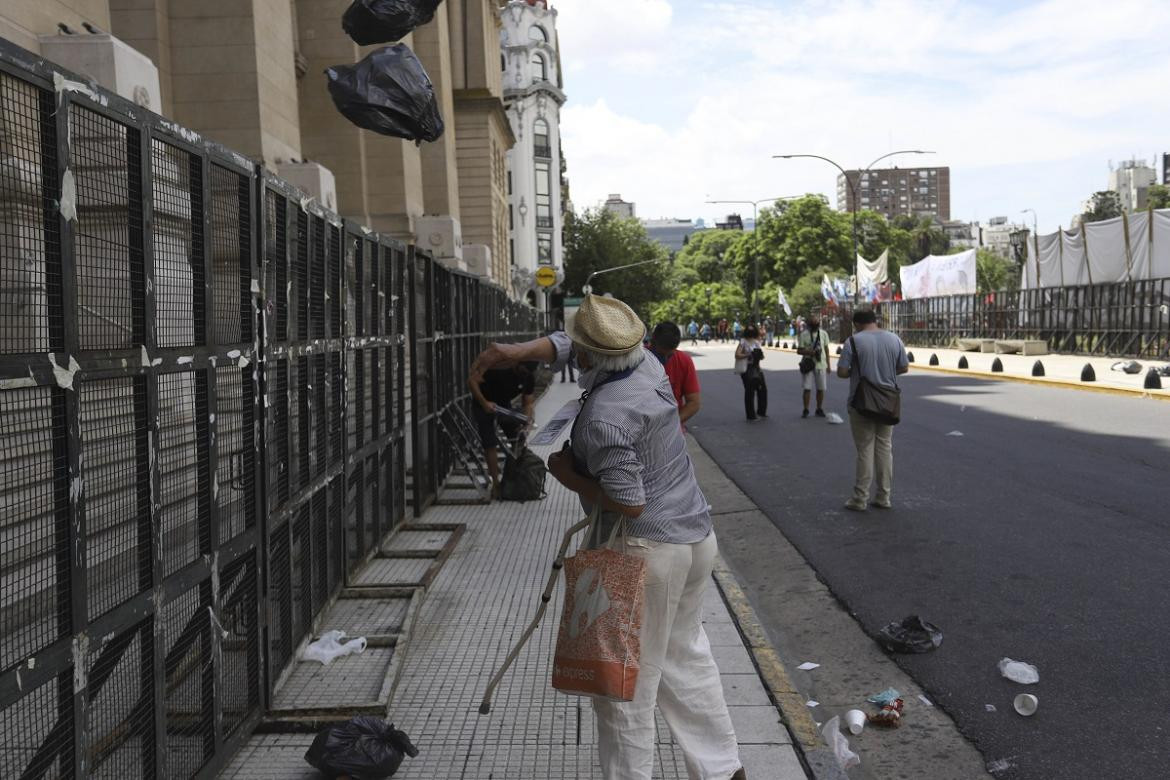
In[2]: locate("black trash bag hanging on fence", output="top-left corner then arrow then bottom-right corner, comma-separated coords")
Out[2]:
326,45 -> 444,143
878,615 -> 943,654
343,0 -> 444,45
304,716 -> 419,779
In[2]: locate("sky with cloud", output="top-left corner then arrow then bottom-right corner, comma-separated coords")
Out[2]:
551,0 -> 1170,234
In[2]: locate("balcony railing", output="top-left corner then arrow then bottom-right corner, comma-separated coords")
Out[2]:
534,144 -> 552,159
536,217 -> 554,229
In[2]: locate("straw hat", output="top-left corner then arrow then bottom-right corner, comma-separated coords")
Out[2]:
565,294 -> 645,355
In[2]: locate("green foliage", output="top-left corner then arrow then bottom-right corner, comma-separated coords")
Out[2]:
1082,191 -> 1124,223
563,208 -> 670,320
1148,184 -> 1170,210
648,281 -> 746,326
671,230 -> 743,286
975,249 -> 1019,293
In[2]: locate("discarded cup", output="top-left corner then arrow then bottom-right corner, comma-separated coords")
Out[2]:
1013,693 -> 1038,717
845,709 -> 866,735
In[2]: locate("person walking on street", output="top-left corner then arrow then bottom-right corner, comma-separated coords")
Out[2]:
701,322 -> 712,343
731,319 -> 743,340
649,322 -> 702,427
687,319 -> 700,346
470,294 -> 745,780
836,308 -> 909,511
798,316 -> 832,418
560,352 -> 577,383
717,318 -> 728,343
734,326 -> 767,420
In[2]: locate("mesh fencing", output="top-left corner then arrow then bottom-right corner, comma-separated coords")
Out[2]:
0,37 -> 546,778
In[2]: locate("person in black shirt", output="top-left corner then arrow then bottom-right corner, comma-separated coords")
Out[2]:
468,362 -> 537,498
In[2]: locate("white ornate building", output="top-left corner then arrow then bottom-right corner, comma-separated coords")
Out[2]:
500,0 -> 566,309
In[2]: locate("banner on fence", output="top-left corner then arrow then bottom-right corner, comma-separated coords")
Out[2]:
1024,208 -> 1170,289
899,249 -> 977,300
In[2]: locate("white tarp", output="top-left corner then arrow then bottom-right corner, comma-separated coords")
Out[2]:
1153,209 -> 1170,279
857,250 -> 889,286
899,249 -> 977,299
1021,209 -> 1170,289
1083,216 -> 1129,284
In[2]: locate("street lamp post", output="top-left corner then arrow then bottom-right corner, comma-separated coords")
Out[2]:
582,256 -> 667,297
705,287 -> 713,324
772,150 -> 934,302
705,196 -> 800,324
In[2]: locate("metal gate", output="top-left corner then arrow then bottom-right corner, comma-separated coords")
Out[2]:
0,44 -> 262,778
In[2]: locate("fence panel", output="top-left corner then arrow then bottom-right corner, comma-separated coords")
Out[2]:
877,278 -> 1170,358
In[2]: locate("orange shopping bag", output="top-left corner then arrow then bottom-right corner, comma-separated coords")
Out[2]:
552,513 -> 645,701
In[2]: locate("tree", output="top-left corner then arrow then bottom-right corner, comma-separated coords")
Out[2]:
671,229 -> 742,286
648,281 -> 746,326
563,208 -> 670,320
1148,184 -> 1170,210
975,249 -> 1019,293
787,265 -> 843,322
1081,191 -> 1123,223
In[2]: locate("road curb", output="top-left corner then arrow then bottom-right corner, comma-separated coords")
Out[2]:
712,557 -> 851,780
762,344 -> 1170,401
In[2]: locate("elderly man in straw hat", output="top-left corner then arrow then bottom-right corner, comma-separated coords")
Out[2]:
472,294 -> 745,780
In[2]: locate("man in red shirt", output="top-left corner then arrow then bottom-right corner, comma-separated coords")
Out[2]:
649,323 -> 701,425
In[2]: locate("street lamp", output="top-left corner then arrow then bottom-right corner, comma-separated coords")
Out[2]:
705,287 -> 713,323
705,196 -> 800,323
772,150 -> 935,300
582,255 -> 667,298
1020,208 -> 1038,237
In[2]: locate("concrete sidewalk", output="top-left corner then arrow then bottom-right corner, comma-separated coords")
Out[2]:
221,378 -> 807,779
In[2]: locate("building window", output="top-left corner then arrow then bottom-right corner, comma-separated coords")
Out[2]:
531,53 -> 547,82
533,118 -> 551,158
535,160 -> 553,228
529,25 -> 548,42
537,233 -> 553,264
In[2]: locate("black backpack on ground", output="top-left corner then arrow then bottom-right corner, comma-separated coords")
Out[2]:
499,446 -> 547,502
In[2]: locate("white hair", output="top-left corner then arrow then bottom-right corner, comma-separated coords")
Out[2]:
577,346 -> 645,374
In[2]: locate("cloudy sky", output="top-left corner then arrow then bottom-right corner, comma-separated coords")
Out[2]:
552,0 -> 1170,234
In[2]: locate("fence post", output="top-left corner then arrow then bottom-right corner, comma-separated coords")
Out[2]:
1081,221 -> 1094,286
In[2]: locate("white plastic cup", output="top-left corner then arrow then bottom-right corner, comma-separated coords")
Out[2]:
1013,693 -> 1038,716
845,709 -> 866,735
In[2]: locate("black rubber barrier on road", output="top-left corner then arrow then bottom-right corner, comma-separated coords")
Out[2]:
908,352 -> 915,363
1145,368 -> 1163,390
992,358 -> 1004,373
930,354 -> 940,366
958,356 -> 969,369
1033,360 -> 1046,377
1081,364 -> 1097,382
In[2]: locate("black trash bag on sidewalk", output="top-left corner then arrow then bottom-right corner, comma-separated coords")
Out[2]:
878,615 -> 943,654
304,716 -> 419,779
342,0 -> 444,45
326,45 -> 444,142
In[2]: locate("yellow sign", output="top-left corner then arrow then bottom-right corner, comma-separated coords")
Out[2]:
535,267 -> 558,287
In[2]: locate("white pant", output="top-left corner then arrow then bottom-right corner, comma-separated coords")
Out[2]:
849,409 -> 894,501
801,368 -> 826,392
593,531 -> 740,780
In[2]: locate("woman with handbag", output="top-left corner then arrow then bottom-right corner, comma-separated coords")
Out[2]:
734,326 -> 767,420
472,294 -> 745,780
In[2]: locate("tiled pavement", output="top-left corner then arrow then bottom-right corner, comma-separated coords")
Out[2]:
221,380 -> 808,779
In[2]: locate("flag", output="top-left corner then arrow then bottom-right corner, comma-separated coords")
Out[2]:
777,288 -> 793,317
821,274 -> 836,303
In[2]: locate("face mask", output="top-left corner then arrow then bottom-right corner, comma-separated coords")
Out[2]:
577,366 -> 600,390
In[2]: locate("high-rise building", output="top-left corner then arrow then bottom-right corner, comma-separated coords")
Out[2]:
642,219 -> 699,253
837,166 -> 951,220
604,194 -> 636,219
500,0 -> 567,310
0,0 -> 519,291
1109,159 -> 1157,212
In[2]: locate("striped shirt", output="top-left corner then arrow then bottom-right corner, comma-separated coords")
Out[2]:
547,332 -> 713,544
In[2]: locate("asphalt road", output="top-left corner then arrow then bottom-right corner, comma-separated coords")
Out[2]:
684,341 -> 1170,780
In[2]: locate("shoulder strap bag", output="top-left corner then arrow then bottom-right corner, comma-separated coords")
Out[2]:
849,335 -> 901,425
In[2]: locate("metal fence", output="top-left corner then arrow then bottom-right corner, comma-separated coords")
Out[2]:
0,39 -> 545,779
874,278 -> 1170,358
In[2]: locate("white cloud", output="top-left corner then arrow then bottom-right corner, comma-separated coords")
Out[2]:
556,0 -> 1170,231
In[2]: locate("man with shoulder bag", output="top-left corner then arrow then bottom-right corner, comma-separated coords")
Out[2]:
797,316 -> 831,418
836,308 -> 909,511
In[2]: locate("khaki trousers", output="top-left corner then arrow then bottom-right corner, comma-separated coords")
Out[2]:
848,409 -> 894,502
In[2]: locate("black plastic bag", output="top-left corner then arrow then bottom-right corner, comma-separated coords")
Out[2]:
326,45 -> 444,142
342,0 -> 444,45
878,615 -> 943,654
304,716 -> 419,779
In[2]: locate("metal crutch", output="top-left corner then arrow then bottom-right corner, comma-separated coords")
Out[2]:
478,513 -> 594,714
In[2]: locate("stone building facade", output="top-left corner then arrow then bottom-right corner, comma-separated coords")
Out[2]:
500,0 -> 566,310
0,0 -> 517,290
